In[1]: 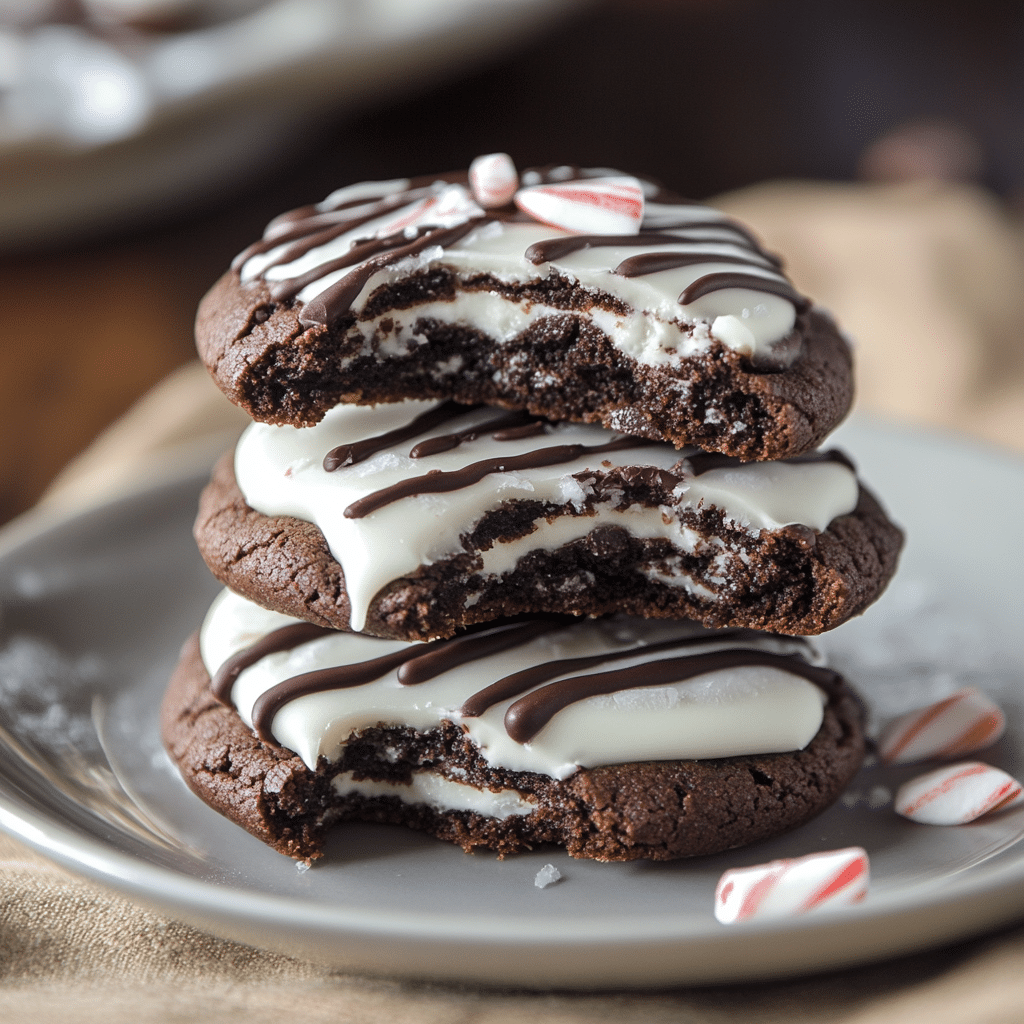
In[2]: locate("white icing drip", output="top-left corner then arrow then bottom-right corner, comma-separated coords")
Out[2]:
201,589 -> 829,779
233,400 -> 860,632
331,772 -> 536,820
240,180 -> 799,365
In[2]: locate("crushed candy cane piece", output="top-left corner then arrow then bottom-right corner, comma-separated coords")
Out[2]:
534,864 -> 561,889
878,687 -> 1006,765
469,153 -> 519,208
715,847 -> 868,924
371,184 -> 484,237
514,177 -> 644,235
894,762 -> 1024,825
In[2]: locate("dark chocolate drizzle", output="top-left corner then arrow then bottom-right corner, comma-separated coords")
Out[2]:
247,619 -> 558,742
270,230 -> 429,304
409,410 -> 536,458
457,629 -> 750,718
237,164 -> 809,332
491,420 -> 546,442
342,436 -> 658,519
299,219 -> 486,328
503,649 -> 842,743
524,233 -> 705,264
615,251 -> 772,277
211,622 -> 334,706
322,401 -> 853,518
230,190 -> 433,273
679,272 -> 810,312
323,401 -> 472,471
396,619 -> 562,685
250,646 -> 422,743
222,618 -> 830,752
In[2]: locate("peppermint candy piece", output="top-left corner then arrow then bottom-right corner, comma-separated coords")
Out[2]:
878,687 -> 1006,765
894,762 -> 1024,825
469,153 -> 519,208
371,184 -> 484,238
714,847 -> 868,925
514,176 -> 644,235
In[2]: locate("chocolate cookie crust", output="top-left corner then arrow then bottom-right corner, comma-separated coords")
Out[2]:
194,453 -> 902,641
162,634 -> 866,862
196,269 -> 853,461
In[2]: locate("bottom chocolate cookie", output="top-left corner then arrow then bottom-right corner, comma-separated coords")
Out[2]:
161,593 -> 866,862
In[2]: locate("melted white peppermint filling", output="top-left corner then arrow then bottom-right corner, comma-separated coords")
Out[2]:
331,773 -> 536,819
233,400 -> 859,632
239,180 -> 798,366
201,589 -> 829,781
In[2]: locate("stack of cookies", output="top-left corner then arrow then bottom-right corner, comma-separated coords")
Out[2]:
162,155 -> 902,862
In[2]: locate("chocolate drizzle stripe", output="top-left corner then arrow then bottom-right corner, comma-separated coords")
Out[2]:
396,620 -> 563,686
265,186 -> 416,233
524,233 -> 703,265
615,252 -> 776,278
250,645 -> 427,743
323,401 -> 473,471
262,207 -> 399,261
647,217 -> 773,257
503,650 -> 842,743
211,622 -> 334,707
299,219 -> 488,329
231,205 -> 380,273
457,630 -> 751,718
248,619 -> 557,743
680,272 -> 810,311
239,626 -> 827,750
342,436 -> 659,519
524,227 -> 772,269
409,410 -> 536,458
261,219 -> 390,278
492,420 -> 546,441
270,230 -> 419,303
232,192 -> 433,273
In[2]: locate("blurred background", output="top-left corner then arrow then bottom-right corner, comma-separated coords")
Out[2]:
2,0 -> 1023,524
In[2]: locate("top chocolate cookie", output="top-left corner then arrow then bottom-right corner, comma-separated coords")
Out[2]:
197,155 -> 853,460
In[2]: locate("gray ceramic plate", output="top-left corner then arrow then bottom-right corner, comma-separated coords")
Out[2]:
1,418 -> 1023,989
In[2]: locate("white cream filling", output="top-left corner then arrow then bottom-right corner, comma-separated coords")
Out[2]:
331,772 -> 536,820
201,590 -> 829,781
233,400 -> 860,632
241,191 -> 798,366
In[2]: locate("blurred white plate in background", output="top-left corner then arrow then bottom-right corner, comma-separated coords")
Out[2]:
0,0 -> 584,247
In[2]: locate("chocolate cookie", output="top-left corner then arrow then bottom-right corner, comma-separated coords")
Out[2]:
161,602 -> 866,862
193,400 -> 902,640
196,159 -> 854,460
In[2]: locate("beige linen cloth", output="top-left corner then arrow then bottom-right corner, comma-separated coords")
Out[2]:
3,180 -> 1024,1022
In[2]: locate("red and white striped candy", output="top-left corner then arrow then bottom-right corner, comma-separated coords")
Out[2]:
878,687 -> 1005,765
714,847 -> 868,925
514,176 -> 644,235
894,762 -> 1024,825
469,153 -> 519,208
371,184 -> 483,237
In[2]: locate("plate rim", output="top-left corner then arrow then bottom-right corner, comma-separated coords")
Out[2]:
3,415 -> 1024,985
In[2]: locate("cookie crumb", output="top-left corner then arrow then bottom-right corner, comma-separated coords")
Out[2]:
534,864 -> 561,889
296,860 -> 311,874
